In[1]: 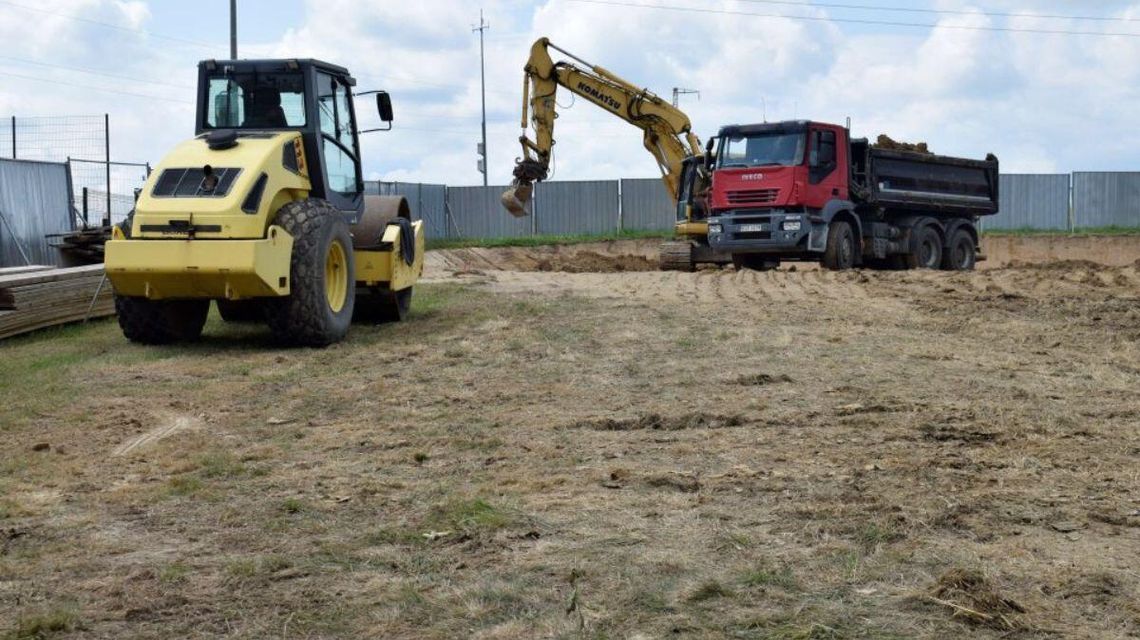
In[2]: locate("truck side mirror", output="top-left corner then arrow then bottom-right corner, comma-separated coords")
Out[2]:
377,92 -> 393,122
704,138 -> 715,168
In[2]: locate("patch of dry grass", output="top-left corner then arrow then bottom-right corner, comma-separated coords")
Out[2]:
2,257 -> 1140,638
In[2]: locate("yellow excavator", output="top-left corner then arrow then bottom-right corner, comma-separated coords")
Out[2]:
501,38 -> 726,271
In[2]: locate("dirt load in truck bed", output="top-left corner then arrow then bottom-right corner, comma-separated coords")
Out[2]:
1,235 -> 1139,639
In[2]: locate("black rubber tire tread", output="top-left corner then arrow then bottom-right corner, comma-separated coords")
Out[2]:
941,229 -> 977,271
354,286 -> 412,324
659,241 -> 696,272
822,221 -> 856,270
265,199 -> 356,347
112,211 -> 212,344
216,299 -> 266,323
115,297 -> 209,344
731,255 -> 779,271
906,225 -> 943,270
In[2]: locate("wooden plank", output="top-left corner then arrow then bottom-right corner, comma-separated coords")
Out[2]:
0,265 -> 116,340
0,265 -> 55,276
0,264 -> 106,289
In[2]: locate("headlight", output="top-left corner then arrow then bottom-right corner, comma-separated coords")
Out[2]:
782,220 -> 802,231
708,224 -> 723,234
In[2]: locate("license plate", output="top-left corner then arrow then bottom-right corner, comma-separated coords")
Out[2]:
739,224 -> 768,233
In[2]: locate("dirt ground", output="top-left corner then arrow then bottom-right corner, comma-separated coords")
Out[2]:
1,236 -> 1139,639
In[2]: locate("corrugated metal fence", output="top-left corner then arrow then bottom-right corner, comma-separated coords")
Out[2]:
1072,173 -> 1140,228
421,173 -> 1137,239
0,158 -> 73,266
988,174 -> 1071,230
2,170 -> 1140,267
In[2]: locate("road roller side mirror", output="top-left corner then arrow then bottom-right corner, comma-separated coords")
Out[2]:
377,92 -> 393,122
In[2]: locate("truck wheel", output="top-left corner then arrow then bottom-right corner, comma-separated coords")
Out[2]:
266,199 -> 356,347
822,221 -> 856,270
906,226 -> 943,270
355,286 -> 412,323
659,241 -> 696,272
216,299 -> 266,323
115,297 -> 209,344
941,230 -> 976,271
731,255 -> 779,271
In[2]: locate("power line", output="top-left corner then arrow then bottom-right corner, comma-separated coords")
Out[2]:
0,71 -> 192,105
733,0 -> 1140,24
0,0 -> 220,50
566,0 -> 1140,37
0,55 -> 194,90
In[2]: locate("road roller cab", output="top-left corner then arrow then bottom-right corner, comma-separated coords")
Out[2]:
105,58 -> 424,346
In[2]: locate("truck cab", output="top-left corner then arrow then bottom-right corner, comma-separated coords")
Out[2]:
705,121 -> 851,268
704,120 -> 999,271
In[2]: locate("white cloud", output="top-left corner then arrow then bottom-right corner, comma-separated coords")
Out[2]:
3,0 -> 1140,188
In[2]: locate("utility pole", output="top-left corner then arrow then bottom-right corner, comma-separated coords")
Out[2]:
230,0 -> 238,59
672,87 -> 700,108
473,9 -> 489,186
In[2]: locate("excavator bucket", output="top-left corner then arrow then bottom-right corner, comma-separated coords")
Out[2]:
501,182 -> 533,217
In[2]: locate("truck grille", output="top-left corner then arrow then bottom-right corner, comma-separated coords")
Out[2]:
726,189 -> 779,205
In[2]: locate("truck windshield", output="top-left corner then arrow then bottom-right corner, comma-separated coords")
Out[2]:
204,72 -> 307,129
718,133 -> 805,168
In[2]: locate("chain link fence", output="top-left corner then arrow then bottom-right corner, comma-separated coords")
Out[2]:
0,115 -> 149,228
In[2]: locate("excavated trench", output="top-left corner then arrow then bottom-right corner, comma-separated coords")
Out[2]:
426,240 -> 663,274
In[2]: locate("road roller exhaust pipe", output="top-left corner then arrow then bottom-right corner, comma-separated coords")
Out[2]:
501,181 -> 533,217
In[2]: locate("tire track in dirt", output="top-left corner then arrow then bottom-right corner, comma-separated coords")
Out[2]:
113,415 -> 197,456
434,244 -> 1140,319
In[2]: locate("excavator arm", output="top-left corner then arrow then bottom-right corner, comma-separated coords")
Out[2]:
502,38 -> 703,216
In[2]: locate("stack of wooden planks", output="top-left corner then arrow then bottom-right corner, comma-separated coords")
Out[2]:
0,265 -> 114,340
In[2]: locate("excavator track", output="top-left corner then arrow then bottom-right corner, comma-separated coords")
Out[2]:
659,241 -> 696,272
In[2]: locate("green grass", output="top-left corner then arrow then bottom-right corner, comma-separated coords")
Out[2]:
741,564 -> 799,591
426,226 -> 1140,248
427,498 -> 517,536
984,225 -> 1140,236
3,608 -> 79,640
426,229 -> 671,251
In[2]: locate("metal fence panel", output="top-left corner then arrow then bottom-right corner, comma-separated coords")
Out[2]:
449,185 -> 532,239
1072,172 -> 1140,229
365,181 -> 450,240
620,178 -> 674,231
986,174 -> 1070,230
535,180 -> 618,235
0,158 -> 73,267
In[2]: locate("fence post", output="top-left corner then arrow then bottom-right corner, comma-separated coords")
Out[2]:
617,180 -> 624,233
10,116 -> 14,159
103,114 -> 111,227
531,185 -> 538,236
1067,173 -> 1075,233
82,187 -> 89,228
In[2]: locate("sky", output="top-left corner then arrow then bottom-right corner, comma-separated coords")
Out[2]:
1,0 -> 1139,187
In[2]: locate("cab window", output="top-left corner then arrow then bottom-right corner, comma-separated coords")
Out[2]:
205,72 -> 306,129
316,72 -> 359,197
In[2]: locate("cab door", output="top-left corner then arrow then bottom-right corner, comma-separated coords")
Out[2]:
315,71 -> 363,218
806,125 -> 849,209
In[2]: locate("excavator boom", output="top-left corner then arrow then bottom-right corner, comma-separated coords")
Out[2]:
502,38 -> 703,217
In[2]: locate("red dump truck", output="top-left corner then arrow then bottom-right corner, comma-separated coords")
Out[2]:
703,121 -> 999,270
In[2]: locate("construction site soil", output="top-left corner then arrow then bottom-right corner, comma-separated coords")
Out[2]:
1,235 -> 1138,639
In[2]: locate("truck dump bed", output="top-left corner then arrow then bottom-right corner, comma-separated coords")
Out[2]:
863,148 -> 999,217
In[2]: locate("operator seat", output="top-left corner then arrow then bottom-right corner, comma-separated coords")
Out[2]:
245,88 -> 288,128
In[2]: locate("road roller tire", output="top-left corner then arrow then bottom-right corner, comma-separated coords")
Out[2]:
216,299 -> 266,323
266,199 -> 355,347
354,286 -> 412,324
116,297 -> 209,344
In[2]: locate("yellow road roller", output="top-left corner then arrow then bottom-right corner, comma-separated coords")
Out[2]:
105,58 -> 423,346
